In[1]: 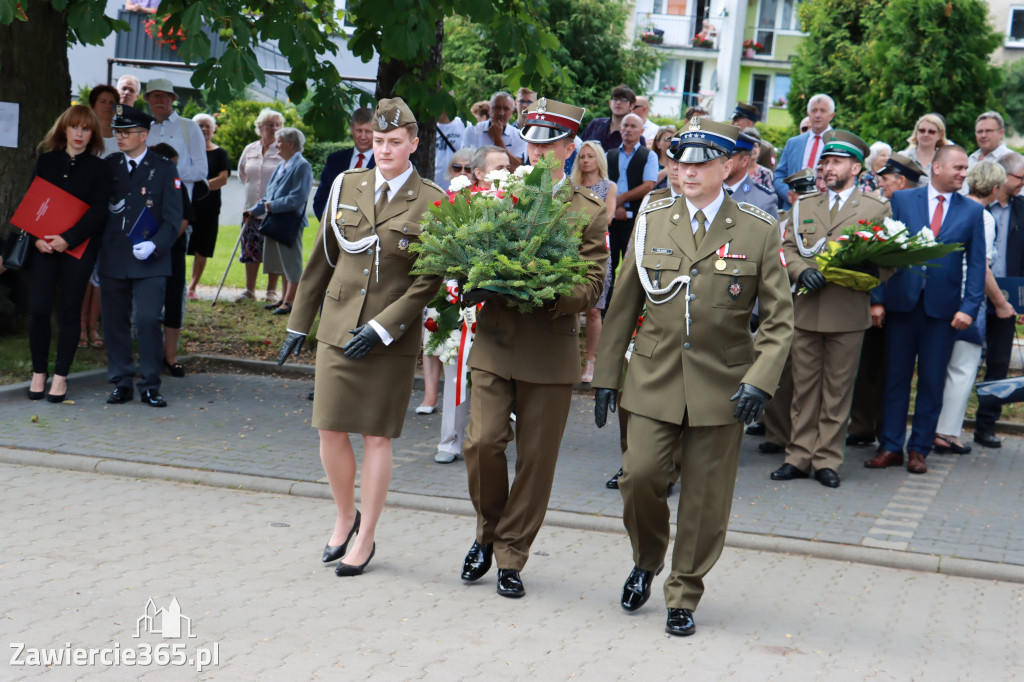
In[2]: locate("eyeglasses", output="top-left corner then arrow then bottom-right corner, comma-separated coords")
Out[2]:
800,126 -> 809,133
113,130 -> 145,137
517,99 -> 534,107
611,96 -> 631,104
917,128 -> 938,135
451,164 -> 471,173
1008,172 -> 1024,182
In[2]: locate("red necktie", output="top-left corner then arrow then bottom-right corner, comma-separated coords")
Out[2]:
806,135 -> 821,169
930,195 -> 945,235
355,152 -> 365,169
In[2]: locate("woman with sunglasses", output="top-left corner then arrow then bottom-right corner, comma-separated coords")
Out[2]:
651,126 -> 676,190
901,114 -> 948,185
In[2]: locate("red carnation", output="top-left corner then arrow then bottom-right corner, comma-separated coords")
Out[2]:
424,318 -> 439,332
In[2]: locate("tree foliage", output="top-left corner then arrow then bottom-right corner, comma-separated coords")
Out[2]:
995,59 -> 1024,135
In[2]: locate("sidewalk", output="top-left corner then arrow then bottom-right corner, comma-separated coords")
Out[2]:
2,462 -> 1022,680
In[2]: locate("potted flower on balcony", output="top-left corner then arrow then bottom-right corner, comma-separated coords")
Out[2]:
742,39 -> 765,58
693,34 -> 714,49
772,97 -> 787,108
641,28 -> 665,45
144,15 -> 187,51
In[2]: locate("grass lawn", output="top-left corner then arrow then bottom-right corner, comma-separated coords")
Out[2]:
192,218 -> 321,291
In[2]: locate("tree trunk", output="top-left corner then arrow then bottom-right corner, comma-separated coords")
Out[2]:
0,3 -> 71,328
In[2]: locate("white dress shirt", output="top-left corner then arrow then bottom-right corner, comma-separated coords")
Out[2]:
148,111 -> 208,197
685,189 -> 726,235
367,163 -> 417,346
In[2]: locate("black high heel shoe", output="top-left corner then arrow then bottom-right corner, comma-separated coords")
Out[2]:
322,510 -> 361,563
335,543 -> 375,577
27,374 -> 48,401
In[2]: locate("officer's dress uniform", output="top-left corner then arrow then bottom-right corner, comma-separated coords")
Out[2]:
727,177 -> 779,219
99,145 -> 183,395
287,165 -> 445,437
593,191 -> 793,611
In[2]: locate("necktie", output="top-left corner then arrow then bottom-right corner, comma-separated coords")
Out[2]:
930,195 -> 945,235
694,210 -> 707,247
830,195 -> 840,223
375,182 -> 390,221
806,135 -> 821,169
128,159 -> 137,176
355,152 -> 365,169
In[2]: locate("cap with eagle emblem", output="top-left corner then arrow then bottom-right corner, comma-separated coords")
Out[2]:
668,118 -> 740,164
519,97 -> 585,143
373,97 -> 416,132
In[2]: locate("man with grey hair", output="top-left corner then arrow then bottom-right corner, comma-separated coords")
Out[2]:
606,112 -> 657,280
116,74 -> 141,106
969,111 -> 1012,168
144,78 -> 208,198
460,90 -> 526,169
971,152 -> 1024,448
772,94 -> 835,210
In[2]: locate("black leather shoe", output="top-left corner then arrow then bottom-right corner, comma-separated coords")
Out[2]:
496,568 -> 525,598
973,431 -> 1002,448
272,303 -> 293,316
322,510 -> 361,563
460,541 -> 493,582
335,543 -> 374,577
770,463 -> 809,481
606,468 -> 623,489
745,422 -> 766,436
846,434 -> 876,447
814,468 -> 841,488
665,608 -> 696,636
106,387 -> 133,404
27,374 -> 47,401
164,360 -> 185,378
140,389 -> 167,407
307,390 -> 315,401
621,565 -> 663,612
758,441 -> 784,454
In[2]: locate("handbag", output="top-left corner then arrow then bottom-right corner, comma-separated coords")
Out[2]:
976,331 -> 1024,405
2,230 -> 32,270
257,210 -> 303,247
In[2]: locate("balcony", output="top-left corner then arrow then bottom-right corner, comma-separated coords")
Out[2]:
635,12 -> 723,51
114,10 -> 228,64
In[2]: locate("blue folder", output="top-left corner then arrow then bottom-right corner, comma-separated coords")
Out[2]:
127,207 -> 159,245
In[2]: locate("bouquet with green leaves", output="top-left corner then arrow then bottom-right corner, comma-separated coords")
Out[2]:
410,154 -> 591,312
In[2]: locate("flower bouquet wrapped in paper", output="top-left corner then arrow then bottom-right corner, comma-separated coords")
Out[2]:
798,217 -> 964,294
410,154 -> 591,312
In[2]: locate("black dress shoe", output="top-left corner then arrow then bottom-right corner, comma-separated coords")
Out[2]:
665,608 -> 696,636
745,422 -> 766,436
460,541 -> 493,582
272,303 -> 293,316
46,392 -> 67,404
934,436 -> 972,455
814,468 -> 841,488
27,374 -> 47,401
846,434 -> 876,447
263,301 -> 281,310
973,431 -> 1002,448
106,387 -> 134,404
606,468 -> 623,489
496,568 -> 525,598
164,360 -> 186,378
322,510 -> 361,563
335,543 -> 375,577
758,442 -> 784,454
770,463 -> 809,481
140,389 -> 167,407
621,565 -> 663,612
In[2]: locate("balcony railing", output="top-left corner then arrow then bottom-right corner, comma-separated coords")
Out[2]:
635,12 -> 723,50
114,10 -> 228,64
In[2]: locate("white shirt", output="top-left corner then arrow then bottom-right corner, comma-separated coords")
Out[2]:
685,190 -> 726,235
148,111 -> 208,196
642,119 -> 660,146
123,148 -> 148,167
367,162 -> 417,346
927,182 -> 952,230
460,120 -> 527,162
349,148 -> 373,172
434,117 -> 468,185
801,126 -> 833,170
827,184 -> 856,214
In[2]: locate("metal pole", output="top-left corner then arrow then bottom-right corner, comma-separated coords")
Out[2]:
212,224 -> 245,306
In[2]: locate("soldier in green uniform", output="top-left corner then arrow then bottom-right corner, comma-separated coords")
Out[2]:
593,119 -> 793,636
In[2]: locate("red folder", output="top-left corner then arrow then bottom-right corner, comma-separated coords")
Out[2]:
10,176 -> 92,260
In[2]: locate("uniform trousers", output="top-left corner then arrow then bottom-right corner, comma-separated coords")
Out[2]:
621,412 -> 743,610
848,326 -> 886,441
100,275 -> 166,392
608,217 -> 637,283
463,369 -> 573,571
28,249 -> 97,376
437,361 -> 471,457
762,354 -> 793,448
785,329 -> 864,472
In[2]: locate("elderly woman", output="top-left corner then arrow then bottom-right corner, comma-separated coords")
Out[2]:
446,147 -> 474,189
470,144 -> 510,188
651,125 -> 675,189
236,107 -> 285,303
187,113 -> 231,299
246,127 -> 313,316
902,114 -> 948,185
858,141 -> 892,195
933,160 -> 1003,455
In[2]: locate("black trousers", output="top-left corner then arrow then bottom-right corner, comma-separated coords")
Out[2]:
975,311 -> 1017,432
28,248 -> 97,376
608,217 -> 637,280
163,234 -> 188,329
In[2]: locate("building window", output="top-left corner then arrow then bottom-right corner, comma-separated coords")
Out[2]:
773,75 -> 791,108
755,0 -> 803,53
682,60 -> 703,107
1008,6 -> 1024,46
659,59 -> 681,94
751,74 -> 770,117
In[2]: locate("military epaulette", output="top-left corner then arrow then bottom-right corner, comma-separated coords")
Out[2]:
639,196 -> 676,215
737,201 -> 776,224
859,191 -> 889,204
750,182 -> 774,197
421,178 -> 446,193
573,185 -> 605,205
344,167 -> 373,175
795,191 -> 822,202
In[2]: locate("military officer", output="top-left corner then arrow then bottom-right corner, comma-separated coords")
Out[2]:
731,102 -> 761,130
724,130 -> 779,219
458,98 -> 608,599
278,98 -> 446,577
772,130 -> 892,488
593,119 -> 793,637
99,104 -> 183,408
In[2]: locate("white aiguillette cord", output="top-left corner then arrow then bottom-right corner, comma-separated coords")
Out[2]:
633,195 -> 693,335
324,172 -> 381,280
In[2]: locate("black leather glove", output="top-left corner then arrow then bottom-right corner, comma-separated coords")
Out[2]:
461,287 -> 496,307
342,324 -> 382,359
730,383 -> 771,425
594,388 -> 617,428
798,268 -> 827,292
277,331 -> 306,365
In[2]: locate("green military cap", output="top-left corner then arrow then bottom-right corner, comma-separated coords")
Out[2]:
669,117 -> 740,164
820,130 -> 869,163
732,101 -> 761,124
877,152 -> 925,184
373,97 -> 416,132
783,168 -> 818,194
520,97 -> 585,143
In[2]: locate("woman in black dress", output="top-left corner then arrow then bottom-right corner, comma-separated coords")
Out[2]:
25,105 -> 112,402
186,113 -> 231,299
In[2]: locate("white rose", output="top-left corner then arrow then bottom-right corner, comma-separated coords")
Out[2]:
486,168 -> 511,186
917,227 -> 936,244
514,164 -> 533,178
883,217 -> 906,238
449,175 -> 472,192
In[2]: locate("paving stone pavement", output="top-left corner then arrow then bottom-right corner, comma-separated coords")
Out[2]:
2,462 -> 1023,681
2,369 -> 1023,572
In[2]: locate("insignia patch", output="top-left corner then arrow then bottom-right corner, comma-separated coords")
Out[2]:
605,231 -> 610,250
729,279 -> 742,299
652,247 -> 673,254
779,248 -> 787,267
737,202 -> 774,224
398,237 -> 410,251
174,178 -> 181,189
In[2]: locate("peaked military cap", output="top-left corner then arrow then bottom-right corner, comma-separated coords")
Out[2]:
373,97 -> 416,132
783,168 -> 818,195
734,131 -> 757,152
112,104 -> 155,130
820,130 -> 869,163
877,153 -> 925,183
732,102 -> 761,123
668,118 -> 740,163
520,97 -> 585,143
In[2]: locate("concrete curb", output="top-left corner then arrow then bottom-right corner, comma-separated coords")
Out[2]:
4,445 -> 1023,586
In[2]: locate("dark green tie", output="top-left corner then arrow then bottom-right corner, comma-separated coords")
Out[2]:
694,210 -> 707,247
374,181 -> 390,221
830,196 -> 840,223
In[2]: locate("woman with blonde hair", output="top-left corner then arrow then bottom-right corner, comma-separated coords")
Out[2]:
651,125 -> 676,189
570,140 -> 617,382
902,113 -> 948,184
236,107 -> 285,303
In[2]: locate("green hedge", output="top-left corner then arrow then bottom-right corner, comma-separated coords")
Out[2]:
305,141 -> 350,180
209,99 -> 312,168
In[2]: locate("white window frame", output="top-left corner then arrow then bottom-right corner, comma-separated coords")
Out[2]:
1007,5 -> 1024,47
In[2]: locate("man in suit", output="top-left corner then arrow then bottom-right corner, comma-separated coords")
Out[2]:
772,94 -> 835,210
866,145 -> 986,475
593,118 -> 793,636
311,107 -> 375,221
724,130 -> 779,219
772,131 -> 892,488
607,113 -> 658,281
458,97 -> 608,599
278,98 -> 446,576
99,105 -> 183,408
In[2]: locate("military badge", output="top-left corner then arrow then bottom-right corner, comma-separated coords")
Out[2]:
728,278 -> 742,299
398,237 -> 410,251
140,187 -> 146,195
715,259 -> 726,271
146,199 -> 154,208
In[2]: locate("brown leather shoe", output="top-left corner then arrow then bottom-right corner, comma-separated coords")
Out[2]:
907,451 -> 928,474
864,450 -> 903,468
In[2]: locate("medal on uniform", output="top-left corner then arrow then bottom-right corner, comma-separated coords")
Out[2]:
728,277 -> 742,299
398,237 -> 410,251
715,242 -> 728,270
715,259 -> 726,271
140,187 -> 146,195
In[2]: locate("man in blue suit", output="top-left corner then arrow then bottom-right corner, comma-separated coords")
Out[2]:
772,94 -> 835,211
311,108 -> 375,222
866,145 -> 986,474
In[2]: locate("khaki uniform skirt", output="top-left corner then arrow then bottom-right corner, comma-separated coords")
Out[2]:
312,341 -> 417,438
